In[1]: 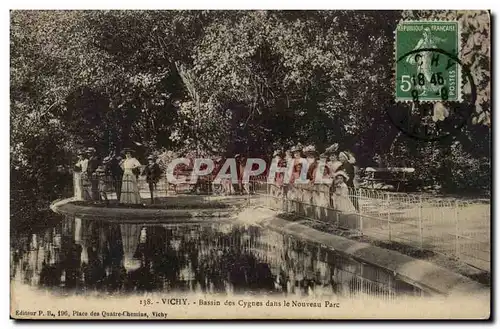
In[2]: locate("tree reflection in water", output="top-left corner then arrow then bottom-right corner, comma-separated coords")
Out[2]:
10,215 -> 426,298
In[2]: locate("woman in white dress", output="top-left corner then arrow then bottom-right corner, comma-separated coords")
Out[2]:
331,171 -> 356,213
73,150 -> 86,200
119,148 -> 142,204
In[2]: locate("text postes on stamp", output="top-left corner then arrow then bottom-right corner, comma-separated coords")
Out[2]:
395,21 -> 460,102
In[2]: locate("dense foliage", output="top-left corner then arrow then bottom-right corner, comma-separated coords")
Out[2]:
11,9 -> 491,211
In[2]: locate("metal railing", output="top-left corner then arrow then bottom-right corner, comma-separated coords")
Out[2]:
71,172 -> 264,207
69,172 -> 491,272
249,179 -> 491,273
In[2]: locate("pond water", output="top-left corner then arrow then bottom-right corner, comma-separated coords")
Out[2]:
10,214 -> 428,299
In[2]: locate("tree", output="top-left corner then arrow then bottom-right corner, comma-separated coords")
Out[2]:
10,10 -> 490,198
181,10 -> 401,156
401,10 -> 491,127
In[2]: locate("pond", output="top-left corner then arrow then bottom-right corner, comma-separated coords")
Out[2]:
10,214 -> 429,299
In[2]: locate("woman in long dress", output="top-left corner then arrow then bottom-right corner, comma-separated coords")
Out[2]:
73,150 -> 86,200
81,150 -> 92,200
288,145 -> 305,201
337,151 -> 359,211
119,148 -> 142,204
291,145 -> 304,184
316,153 -> 332,220
331,171 -> 356,213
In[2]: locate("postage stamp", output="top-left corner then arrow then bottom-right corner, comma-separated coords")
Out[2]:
395,21 -> 461,102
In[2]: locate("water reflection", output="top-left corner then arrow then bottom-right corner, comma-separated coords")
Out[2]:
11,215 -> 426,298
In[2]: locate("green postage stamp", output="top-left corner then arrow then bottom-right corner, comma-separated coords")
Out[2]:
395,21 -> 461,102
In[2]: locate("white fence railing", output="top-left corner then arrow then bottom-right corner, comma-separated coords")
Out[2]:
71,172 -> 491,272
248,179 -> 490,272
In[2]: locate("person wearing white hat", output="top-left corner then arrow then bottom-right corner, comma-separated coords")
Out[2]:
326,154 -> 342,173
73,150 -> 86,200
86,147 -> 101,201
331,171 -> 356,213
337,151 -> 359,211
303,145 -> 319,183
76,150 -> 92,200
290,145 -> 305,185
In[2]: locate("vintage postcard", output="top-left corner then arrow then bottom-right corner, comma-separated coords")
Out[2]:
10,9 -> 491,320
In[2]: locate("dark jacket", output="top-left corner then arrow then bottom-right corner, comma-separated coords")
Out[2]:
104,157 -> 124,181
142,163 -> 162,184
87,156 -> 100,176
338,162 -> 355,187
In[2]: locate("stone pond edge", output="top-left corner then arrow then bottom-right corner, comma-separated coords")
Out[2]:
252,211 -> 489,298
50,197 -> 237,221
50,198 -> 490,298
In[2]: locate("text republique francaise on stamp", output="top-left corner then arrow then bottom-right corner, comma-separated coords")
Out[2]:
395,21 -> 460,102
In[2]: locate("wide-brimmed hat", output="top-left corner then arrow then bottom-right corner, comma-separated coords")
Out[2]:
303,145 -> 318,155
77,149 -> 85,156
290,145 -> 302,153
339,151 -> 355,163
147,155 -> 156,161
333,170 -> 349,181
121,148 -> 135,154
86,147 -> 96,154
324,143 -> 339,154
345,151 -> 356,164
339,151 -> 349,159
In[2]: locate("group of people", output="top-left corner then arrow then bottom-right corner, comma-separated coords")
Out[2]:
269,143 -> 359,213
209,154 -> 256,196
73,147 -> 161,204
72,143 -> 359,213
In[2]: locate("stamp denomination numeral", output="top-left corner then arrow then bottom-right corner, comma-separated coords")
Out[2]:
400,75 -> 412,92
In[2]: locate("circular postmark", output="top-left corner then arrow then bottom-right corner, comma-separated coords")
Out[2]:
389,47 -> 477,141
